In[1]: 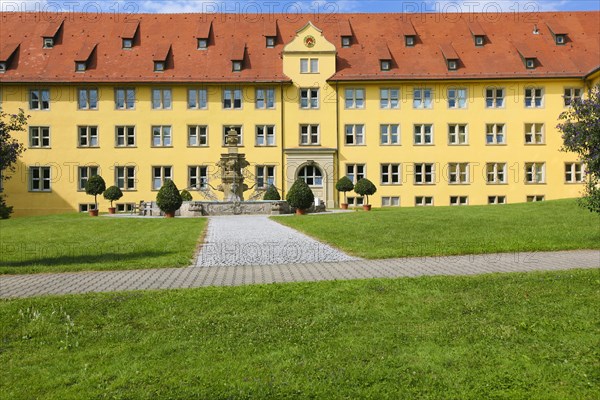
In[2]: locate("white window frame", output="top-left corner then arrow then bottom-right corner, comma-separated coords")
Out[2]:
485,87 -> 505,108
29,126 -> 50,148
347,196 -> 364,207
381,163 -> 401,185
189,165 -> 208,189
448,88 -> 467,109
380,88 -> 399,109
255,88 -> 275,109
527,195 -> 545,202
524,123 -> 544,145
450,196 -> 468,206
29,166 -> 51,192
188,88 -> 208,109
565,162 -> 585,183
381,196 -> 400,207
448,163 -> 469,184
29,88 -> 50,110
256,125 -> 275,146
345,88 -> 365,109
152,166 -> 172,191
115,88 -> 135,110
414,163 -> 435,185
525,162 -> 545,184
78,126 -> 99,148
414,124 -> 433,145
151,88 -> 172,110
223,126 -> 243,146
415,196 -> 433,206
116,126 -> 136,147
486,163 -> 507,184
300,58 -> 319,74
188,125 -> 208,147
525,87 -> 544,108
223,88 -> 243,109
563,88 -> 582,107
486,124 -> 506,145
300,124 -> 320,146
345,124 -> 365,146
115,166 -> 136,190
380,124 -> 400,145
346,164 -> 365,184
300,88 -> 319,109
78,88 -> 98,110
448,124 -> 468,145
413,88 -> 433,109
298,165 -> 323,187
488,196 -> 506,205
152,125 -> 172,147
78,165 -> 99,191
256,165 -> 275,189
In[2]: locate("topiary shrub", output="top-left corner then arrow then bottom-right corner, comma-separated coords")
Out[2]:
103,186 -> 123,208
0,195 -> 13,219
354,178 -> 377,205
156,179 -> 183,215
263,184 -> 281,201
180,189 -> 193,201
85,175 -> 106,211
335,176 -> 354,204
286,179 -> 314,211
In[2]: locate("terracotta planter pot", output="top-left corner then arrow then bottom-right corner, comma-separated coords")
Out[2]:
341,203 -> 349,210
165,211 -> 176,218
108,207 -> 116,215
295,208 -> 306,215
363,204 -> 372,211
89,209 -> 99,217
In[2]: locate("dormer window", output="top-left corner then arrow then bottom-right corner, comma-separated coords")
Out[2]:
197,38 -> 208,50
380,60 -> 391,71
43,38 -> 54,49
232,61 -> 242,72
475,35 -> 485,47
266,36 -> 275,48
122,39 -> 133,49
405,35 -> 415,47
555,34 -> 566,45
154,61 -> 165,72
75,62 -> 86,72
525,58 -> 536,69
341,36 -> 351,48
448,60 -> 458,71
0,62 -> 6,73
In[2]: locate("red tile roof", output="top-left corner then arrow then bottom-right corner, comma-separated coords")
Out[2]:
0,11 -> 598,83
467,21 -> 486,37
75,42 -> 97,62
0,42 -> 20,62
120,20 -> 139,39
440,43 -> 459,60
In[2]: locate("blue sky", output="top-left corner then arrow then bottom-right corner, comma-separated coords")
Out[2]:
1,0 -> 598,13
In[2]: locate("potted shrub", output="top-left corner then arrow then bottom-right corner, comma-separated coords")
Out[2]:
180,189 -> 193,201
103,186 -> 123,214
335,176 -> 354,210
156,179 -> 183,218
286,178 -> 314,215
354,178 -> 377,211
263,184 -> 281,201
85,175 -> 106,216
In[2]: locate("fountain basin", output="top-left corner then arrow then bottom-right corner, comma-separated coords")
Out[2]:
179,200 -> 292,216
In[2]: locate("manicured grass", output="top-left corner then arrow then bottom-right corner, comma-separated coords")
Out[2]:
1,270 -> 598,399
0,214 -> 207,274
274,199 -> 600,259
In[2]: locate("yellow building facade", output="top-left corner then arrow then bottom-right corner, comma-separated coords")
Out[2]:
1,13 -> 598,216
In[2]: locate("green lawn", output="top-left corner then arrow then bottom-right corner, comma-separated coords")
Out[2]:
1,270 -> 598,399
0,214 -> 207,274
273,199 -> 600,259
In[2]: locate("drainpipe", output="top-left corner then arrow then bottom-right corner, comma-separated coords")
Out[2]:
335,81 -> 340,208
280,83 -> 286,200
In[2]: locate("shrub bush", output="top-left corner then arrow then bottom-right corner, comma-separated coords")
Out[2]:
180,189 -> 193,201
156,179 -> 183,214
0,195 -> 13,219
286,179 -> 314,210
263,184 -> 281,201
103,186 -> 123,207
335,176 -> 354,203
85,175 -> 106,210
354,178 -> 377,205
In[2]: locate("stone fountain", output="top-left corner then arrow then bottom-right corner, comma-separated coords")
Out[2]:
216,128 -> 250,201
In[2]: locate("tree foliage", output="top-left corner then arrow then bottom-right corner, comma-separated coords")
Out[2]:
103,186 -> 124,207
354,178 -> 377,205
156,179 -> 183,214
335,176 -> 354,203
286,179 -> 314,210
180,189 -> 193,201
263,184 -> 281,201
85,175 -> 106,210
0,109 -> 29,219
558,84 -> 600,213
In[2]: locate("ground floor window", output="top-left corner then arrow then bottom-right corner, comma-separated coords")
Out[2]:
116,203 -> 136,212
78,203 -> 96,212
488,195 -> 506,205
298,165 -> 323,187
526,195 -> 545,202
256,165 -> 275,189
415,196 -> 434,206
346,196 -> 364,207
450,196 -> 468,206
381,196 -> 400,207
189,166 -> 208,190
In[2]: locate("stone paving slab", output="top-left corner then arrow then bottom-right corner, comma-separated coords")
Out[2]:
1,250 -> 598,299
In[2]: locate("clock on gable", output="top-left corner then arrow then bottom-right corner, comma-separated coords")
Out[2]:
304,35 -> 316,48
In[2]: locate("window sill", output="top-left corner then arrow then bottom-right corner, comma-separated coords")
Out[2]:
381,183 -> 402,186
524,143 -> 546,146
151,146 -> 174,148
380,144 -> 402,146
413,143 -> 435,146
29,147 -> 52,149
448,143 -> 470,146
564,181 -> 585,185
187,145 -> 209,148
485,144 -> 508,146
116,146 -> 138,148
524,182 -> 547,185
77,146 -> 101,149
28,190 -> 52,193
255,145 -> 277,148
486,183 -> 508,185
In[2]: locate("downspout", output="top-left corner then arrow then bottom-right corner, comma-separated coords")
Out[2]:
280,83 -> 286,200
335,80 -> 340,208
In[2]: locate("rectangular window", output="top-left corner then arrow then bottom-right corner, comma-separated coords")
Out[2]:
486,124 -> 506,145
346,164 -> 365,184
525,87 -> 544,108
414,163 -> 435,185
29,89 -> 50,110
525,123 -> 544,144
152,126 -> 172,147
565,163 -> 585,183
78,88 -> 98,110
347,196 -> 364,207
415,196 -> 433,207
448,163 -> 469,184
300,124 -> 319,145
345,124 -> 365,145
485,87 -> 505,108
300,58 -> 319,73
450,196 -> 468,206
256,125 -> 275,146
122,38 -> 133,49
115,88 -> 135,110
197,38 -> 208,49
29,126 -> 50,148
414,124 -> 433,145
448,124 -> 468,145
525,162 -> 545,184
380,88 -> 399,109
188,88 -> 208,109
78,166 -> 99,191
380,124 -> 400,145
381,164 -> 401,185
488,196 -> 506,205
116,203 -> 136,213
448,88 -> 467,109
29,166 -> 51,191
152,166 -> 172,190
223,126 -> 242,146
486,163 -> 507,184
152,88 -> 172,109
189,166 -> 208,189
381,197 -> 400,207
563,88 -> 582,107
413,88 -> 432,109
115,166 -> 136,190
345,88 -> 365,109
116,126 -> 136,147
188,125 -> 208,147
255,88 -> 275,109
300,88 -> 319,109
223,88 -> 242,109
256,165 -> 275,189
79,204 -> 97,212
78,126 -> 99,147
527,195 -> 545,202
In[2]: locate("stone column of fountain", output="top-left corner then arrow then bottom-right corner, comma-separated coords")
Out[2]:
217,127 -> 250,201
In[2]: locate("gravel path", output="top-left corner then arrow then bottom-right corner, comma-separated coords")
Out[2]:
195,215 -> 360,267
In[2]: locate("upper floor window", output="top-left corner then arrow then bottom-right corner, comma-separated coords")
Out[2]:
232,61 -> 243,72
414,124 -> 433,145
380,88 -> 399,109
78,88 -> 98,110
188,88 -> 208,109
300,58 -> 319,74
154,61 -> 165,72
563,88 -> 582,107
486,163 -> 507,184
346,164 -> 365,184
300,124 -> 319,145
524,123 -> 544,144
197,38 -> 208,50
525,87 -> 544,108
405,35 -> 416,47
78,166 -> 99,191
43,37 -> 54,49
448,124 -> 468,145
256,125 -> 275,146
29,166 -> 51,192
345,124 -> 365,145
152,88 -> 172,109
255,88 -> 275,109
381,164 -> 401,185
341,36 -> 351,48
122,38 -> 133,49
223,88 -> 242,109
414,163 -> 435,185
152,166 -> 172,190
116,126 -> 136,147
78,126 -> 99,148
448,163 -> 469,184
300,88 -> 319,109
115,166 -> 136,190
486,124 -> 506,145
29,89 -> 50,110
223,126 -> 243,146
29,126 -> 50,148
115,88 -> 135,110
188,125 -> 208,147
485,87 -> 505,108
345,88 -> 365,109
448,88 -> 467,109
266,37 -> 276,48
565,163 -> 585,183
380,124 -> 400,145
152,125 -> 172,147
525,163 -> 545,184
413,88 -> 432,109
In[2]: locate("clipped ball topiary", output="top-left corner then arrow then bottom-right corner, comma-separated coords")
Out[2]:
354,178 -> 377,206
85,175 -> 106,211
263,184 -> 281,201
103,185 -> 123,208
156,179 -> 183,216
180,189 -> 193,201
286,178 -> 314,212
335,176 -> 354,205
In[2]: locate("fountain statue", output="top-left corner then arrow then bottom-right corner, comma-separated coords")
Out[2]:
216,128 -> 250,201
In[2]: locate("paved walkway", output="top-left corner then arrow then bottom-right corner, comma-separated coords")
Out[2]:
1,250 -> 598,299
